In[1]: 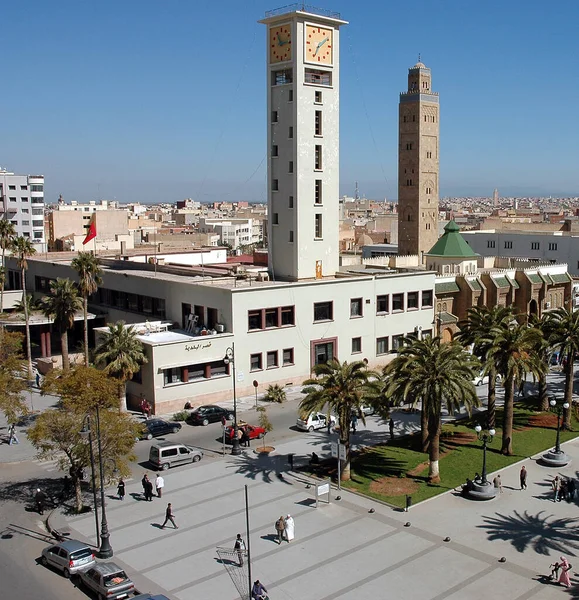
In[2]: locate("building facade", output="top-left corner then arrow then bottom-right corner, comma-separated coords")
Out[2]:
397,61 -> 440,259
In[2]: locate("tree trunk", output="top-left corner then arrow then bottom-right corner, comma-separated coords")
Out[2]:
487,366 -> 497,429
83,296 -> 89,366
421,403 -> 429,452
0,247 -> 5,313
339,409 -> 350,481
564,355 -> 574,430
501,375 -> 515,455
61,329 -> 70,371
21,269 -> 33,380
427,413 -> 440,483
74,476 -> 83,513
539,372 -> 549,411
119,382 -> 127,412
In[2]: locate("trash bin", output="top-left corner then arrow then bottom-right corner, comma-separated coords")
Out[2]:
405,495 -> 412,512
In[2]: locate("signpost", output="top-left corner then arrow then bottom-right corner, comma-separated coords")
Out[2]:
253,380 -> 258,408
331,442 -> 346,491
315,480 -> 331,507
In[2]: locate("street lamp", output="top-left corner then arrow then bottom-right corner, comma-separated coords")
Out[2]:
550,398 -> 570,455
542,397 -> 572,467
474,425 -> 496,485
223,343 -> 241,456
80,405 -> 113,558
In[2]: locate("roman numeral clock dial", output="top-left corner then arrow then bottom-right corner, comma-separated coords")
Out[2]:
269,24 -> 292,63
305,24 -> 333,65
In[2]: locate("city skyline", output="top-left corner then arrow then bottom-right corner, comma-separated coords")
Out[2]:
2,0 -> 578,204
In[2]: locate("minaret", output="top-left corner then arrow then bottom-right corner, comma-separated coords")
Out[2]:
397,60 -> 440,259
260,7 -> 347,281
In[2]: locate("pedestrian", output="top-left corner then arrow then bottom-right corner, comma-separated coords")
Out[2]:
493,474 -> 502,494
351,413 -> 358,434
141,473 -> 149,499
221,415 -> 227,427
520,465 -> 527,490
252,580 -> 268,600
326,417 -> 332,435
140,396 -> 147,417
234,533 -> 246,566
552,476 -> 561,502
241,427 -> 250,448
237,428 -> 243,446
567,478 -> 576,500
8,423 -> 19,445
161,503 -> 178,529
560,478 -> 568,501
117,478 -> 126,500
61,475 -> 72,500
558,556 -> 572,588
284,514 -> 295,543
389,418 -> 395,440
35,371 -> 41,387
275,515 -> 286,544
35,488 -> 47,515
145,478 -> 154,501
155,474 -> 165,498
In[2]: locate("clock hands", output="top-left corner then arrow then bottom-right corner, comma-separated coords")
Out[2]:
277,32 -> 289,46
313,36 -> 329,56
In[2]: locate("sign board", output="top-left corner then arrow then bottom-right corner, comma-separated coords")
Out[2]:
331,442 -> 346,460
330,442 -> 338,458
339,444 -> 347,461
236,371 -> 244,383
315,479 -> 331,507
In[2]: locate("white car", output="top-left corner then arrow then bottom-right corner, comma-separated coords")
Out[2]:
359,405 -> 375,416
297,412 -> 336,432
473,373 -> 501,386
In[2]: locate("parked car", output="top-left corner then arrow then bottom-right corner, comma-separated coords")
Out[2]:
133,595 -> 171,600
225,424 -> 266,442
297,412 -> 336,432
77,562 -> 135,600
359,405 -> 375,416
473,373 -> 502,387
149,442 -> 203,470
187,405 -> 234,426
41,540 -> 96,578
140,418 -> 182,440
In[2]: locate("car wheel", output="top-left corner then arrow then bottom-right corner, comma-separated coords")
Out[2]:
192,455 -> 201,462
171,427 -> 179,434
161,463 -> 170,471
146,433 -> 153,440
308,426 -> 314,432
257,433 -> 264,439
41,556 -> 48,567
63,568 -> 71,579
202,418 -> 209,426
227,413 -> 234,421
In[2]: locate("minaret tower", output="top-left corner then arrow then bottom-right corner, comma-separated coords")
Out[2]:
397,59 -> 440,259
260,7 -> 347,281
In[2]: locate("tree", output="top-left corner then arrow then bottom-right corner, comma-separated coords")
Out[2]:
30,366 -> 140,512
546,307 -> 579,429
384,336 -> 480,483
264,383 -> 287,403
256,406 -> 273,450
300,359 -> 374,481
0,219 -> 16,312
93,321 -> 147,411
71,252 -> 102,366
529,313 -> 554,411
12,236 -> 36,380
457,306 -> 517,429
41,278 -> 82,371
0,329 -> 28,424
487,321 -> 545,455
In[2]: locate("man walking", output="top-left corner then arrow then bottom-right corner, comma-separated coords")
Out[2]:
351,413 -> 358,434
234,533 -> 246,566
161,503 -> 178,529
275,515 -> 286,544
155,474 -> 165,498
493,474 -> 503,494
552,476 -> 561,502
389,418 -> 395,440
520,466 -> 527,490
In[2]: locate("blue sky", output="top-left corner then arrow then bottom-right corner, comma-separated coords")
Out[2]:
2,0 -> 578,203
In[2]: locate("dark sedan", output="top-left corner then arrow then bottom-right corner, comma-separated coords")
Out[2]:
187,405 -> 234,426
140,419 -> 182,440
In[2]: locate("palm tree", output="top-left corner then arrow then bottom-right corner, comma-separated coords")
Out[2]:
457,305 -> 517,429
41,278 -> 82,372
300,359 -> 374,481
94,321 -> 147,411
0,219 -> 16,312
487,321 -> 545,455
529,313 -> 555,411
546,307 -> 579,429
385,336 -> 480,482
71,252 -> 102,366
13,236 -> 36,380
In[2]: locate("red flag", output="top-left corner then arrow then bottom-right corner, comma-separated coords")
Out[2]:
82,215 -> 97,245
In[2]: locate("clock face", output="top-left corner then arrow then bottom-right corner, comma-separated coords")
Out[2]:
269,24 -> 292,64
305,24 -> 333,65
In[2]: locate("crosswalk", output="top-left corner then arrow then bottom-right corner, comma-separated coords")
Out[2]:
32,457 -> 134,485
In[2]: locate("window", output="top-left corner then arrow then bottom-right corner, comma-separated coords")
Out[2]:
272,145 -> 278,157
350,298 -> 363,317
22,220 -> 30,226
281,305 -> 295,326
9,197 -> 16,202
305,68 -> 332,86
32,220 -> 43,227
314,301 -> 333,322
22,208 -> 29,213
422,290 -> 433,308
283,348 -> 294,365
351,337 -> 362,353
421,329 -> 433,338
250,354 -> 263,371
315,145 -> 322,170
315,110 -> 322,135
392,293 -> 404,311
8,185 -> 15,190
549,242 -> 558,251
289,230 -> 294,242
272,179 -> 279,191
315,90 -> 322,103
289,195 -> 294,209
313,340 -> 335,365
265,308 -> 279,328
376,294 -> 389,313
272,69 -> 293,85
31,197 -> 44,204
20,185 -> 27,190
406,143 -> 412,150
248,310 -> 262,331
288,126 -> 293,138
34,232 -> 43,239
30,185 -> 43,192
376,337 -> 389,355
272,110 -> 278,123
289,161 -> 293,173
288,89 -> 293,101
487,240 -> 496,249
163,368 -> 182,385
266,351 -> 279,368
426,151 -> 432,158
315,179 -> 322,204
531,242 -> 540,250
407,291 -> 419,310
504,241 -> 512,249
314,214 -> 323,238
272,213 -> 279,225
392,334 -> 404,351
21,197 -> 28,202
406,179 -> 413,186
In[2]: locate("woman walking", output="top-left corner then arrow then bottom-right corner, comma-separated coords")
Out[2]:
117,478 -> 126,501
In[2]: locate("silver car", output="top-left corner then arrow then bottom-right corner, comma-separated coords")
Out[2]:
41,539 -> 96,578
78,562 -> 135,600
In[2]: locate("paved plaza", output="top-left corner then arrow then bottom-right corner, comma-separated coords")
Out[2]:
63,431 -> 579,600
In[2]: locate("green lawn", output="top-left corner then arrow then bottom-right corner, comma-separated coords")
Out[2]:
343,403 -> 579,508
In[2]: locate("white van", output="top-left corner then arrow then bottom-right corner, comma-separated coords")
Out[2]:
296,412 -> 336,432
149,442 -> 203,470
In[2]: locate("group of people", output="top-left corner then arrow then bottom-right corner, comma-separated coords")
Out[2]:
139,473 -> 165,501
552,475 -> 576,502
550,556 -> 572,587
274,514 -> 295,544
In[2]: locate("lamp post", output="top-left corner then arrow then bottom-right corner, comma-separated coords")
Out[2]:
80,405 -> 114,558
550,398 -> 570,455
224,344 -> 241,456
474,425 -> 495,485
81,413 -> 100,545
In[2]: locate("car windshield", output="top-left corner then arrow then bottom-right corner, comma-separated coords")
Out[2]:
104,571 -> 128,587
70,548 -> 93,560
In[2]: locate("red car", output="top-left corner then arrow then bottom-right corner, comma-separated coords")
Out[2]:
225,424 -> 266,442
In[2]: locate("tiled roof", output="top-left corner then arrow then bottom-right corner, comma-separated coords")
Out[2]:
468,279 -> 482,291
437,311 -> 458,324
426,220 -> 480,258
492,276 -> 510,288
435,281 -> 460,294
550,273 -> 572,284
506,275 -> 519,289
526,273 -> 543,284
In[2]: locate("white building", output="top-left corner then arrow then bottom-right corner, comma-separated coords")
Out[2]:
0,169 -> 45,249
199,218 -> 260,249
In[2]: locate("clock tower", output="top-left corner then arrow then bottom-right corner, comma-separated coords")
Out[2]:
260,7 -> 347,281
397,61 -> 440,260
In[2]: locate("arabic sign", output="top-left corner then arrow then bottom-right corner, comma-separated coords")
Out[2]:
184,341 -> 212,352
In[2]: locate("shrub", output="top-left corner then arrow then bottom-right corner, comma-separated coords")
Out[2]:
264,383 -> 287,403
172,410 -> 189,422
